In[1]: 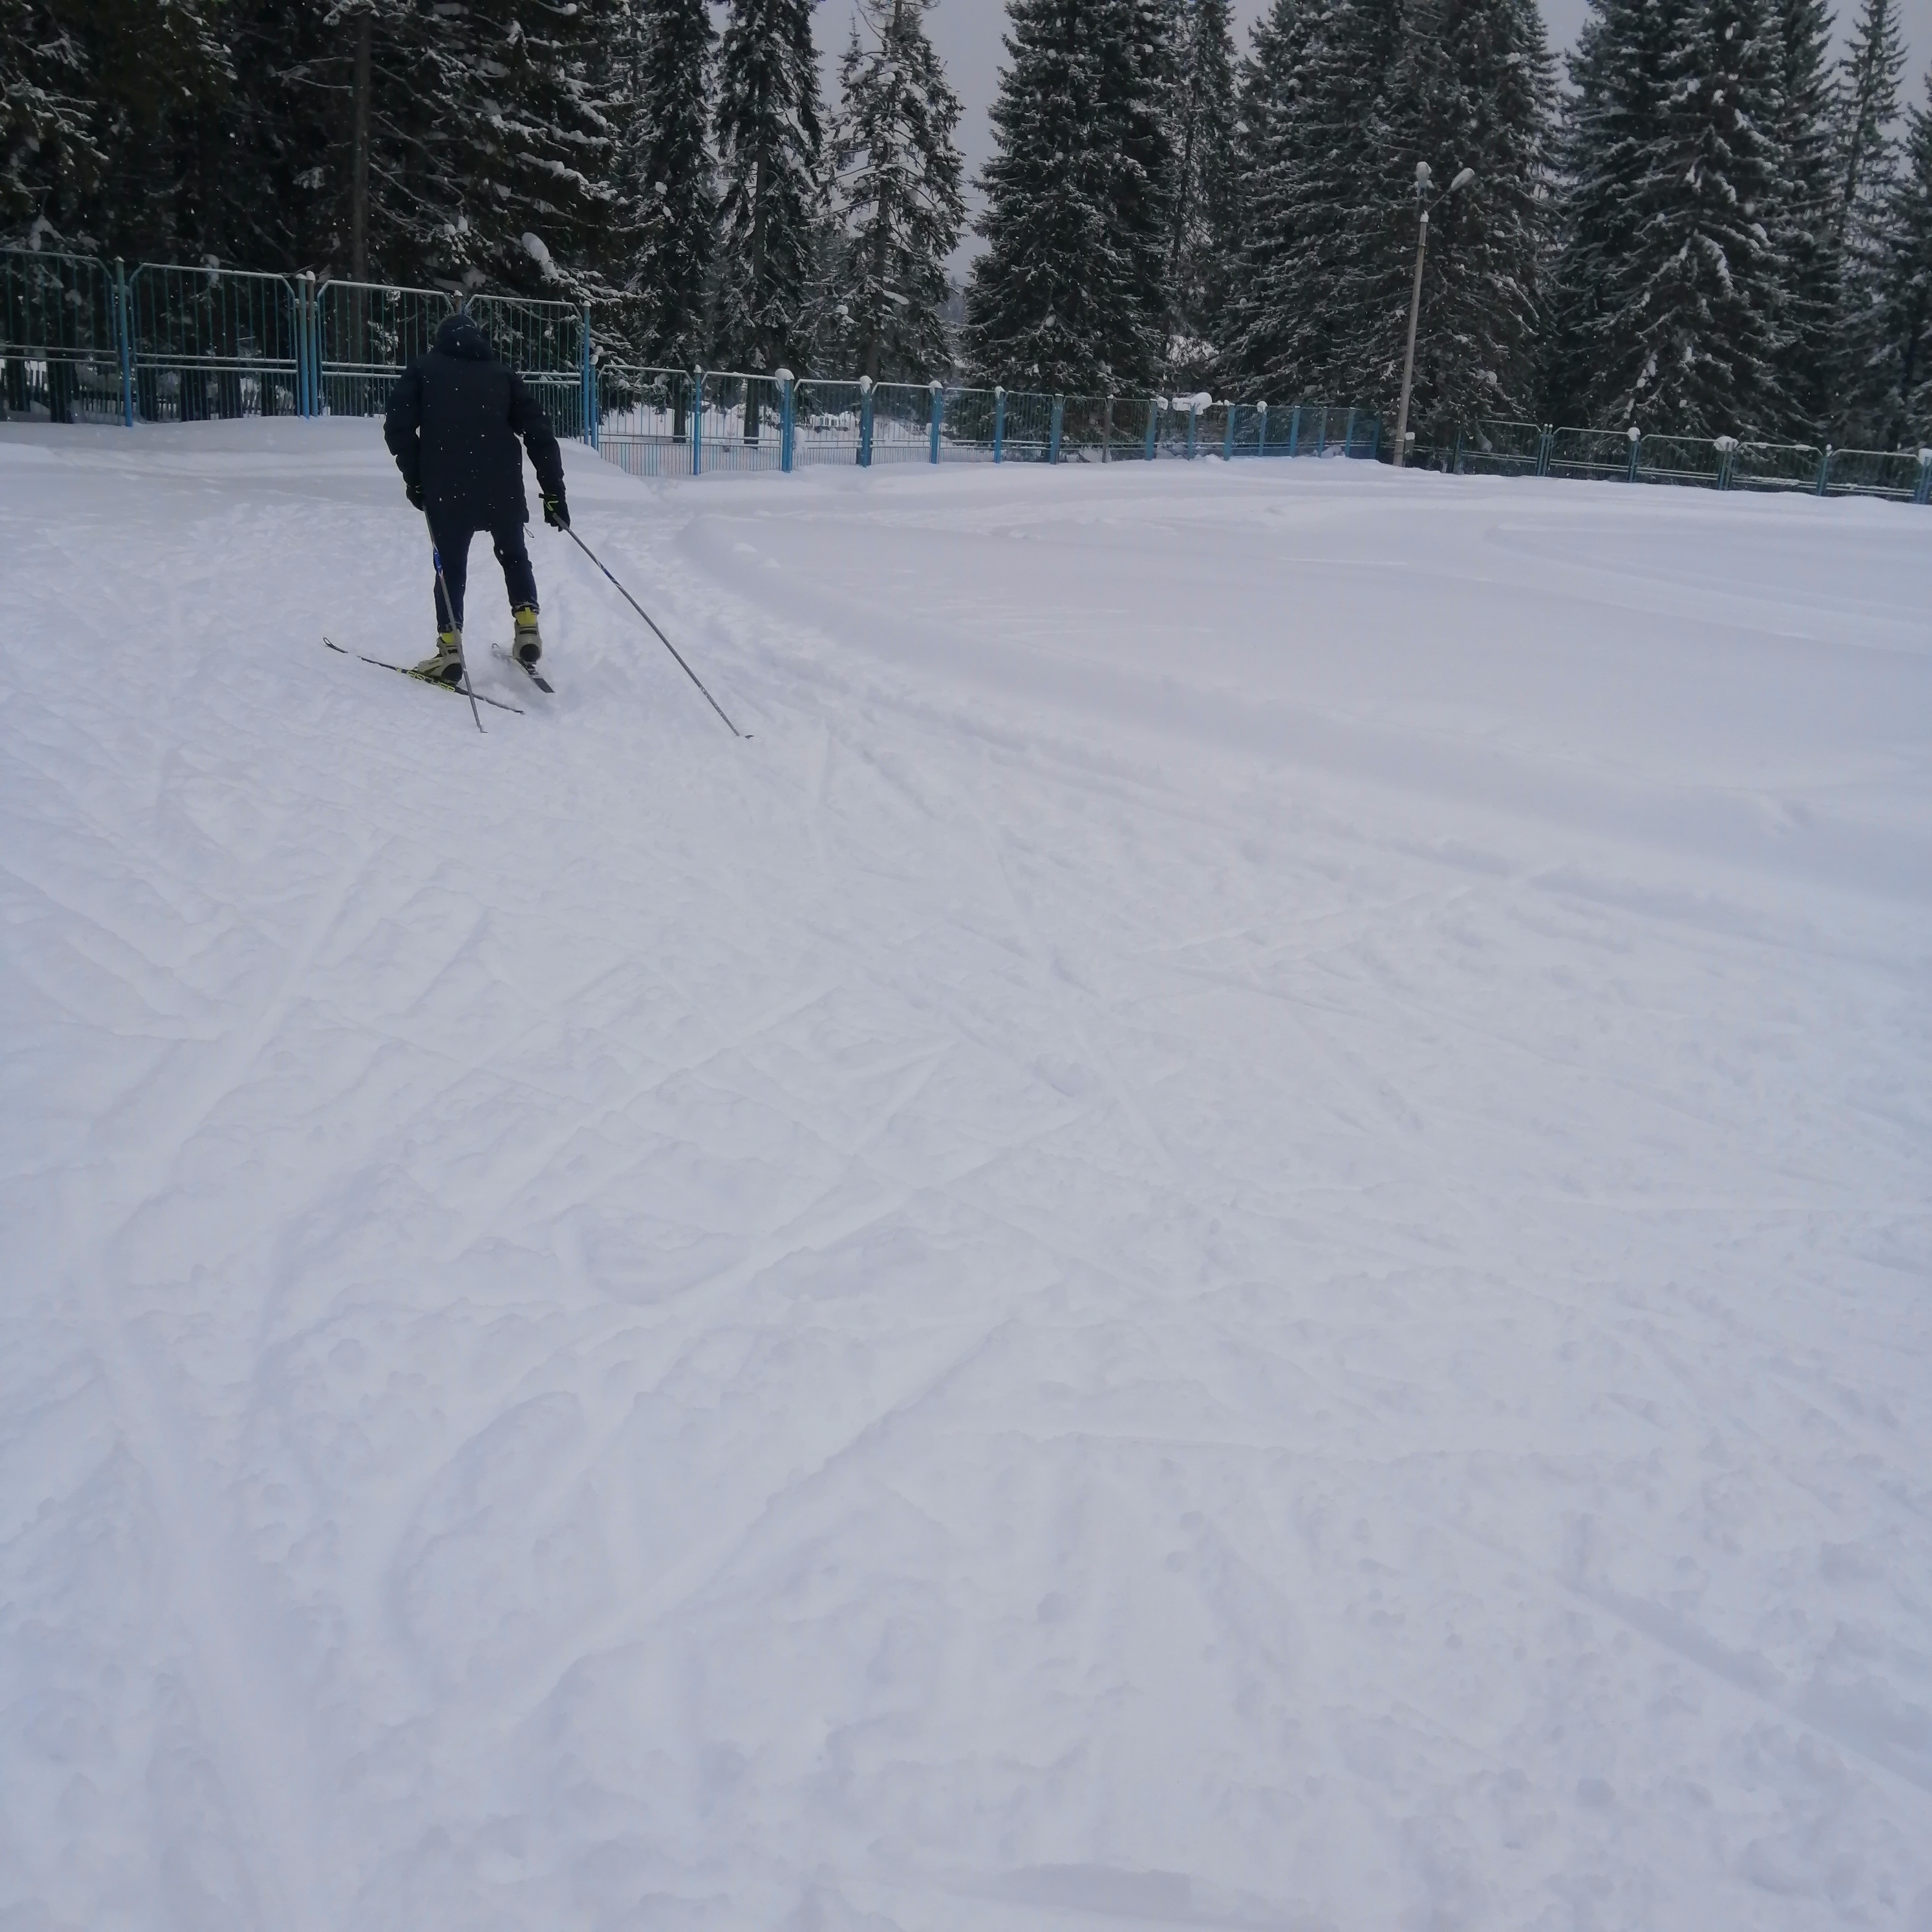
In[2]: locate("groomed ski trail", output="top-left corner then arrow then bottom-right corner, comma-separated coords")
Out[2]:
3,417 -> 1930,1932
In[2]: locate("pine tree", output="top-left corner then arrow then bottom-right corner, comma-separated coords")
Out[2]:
1771,0 -> 1840,437
1104,0 -> 1180,388
1834,0 -> 1908,436
1579,0 -> 1792,435
826,0 -> 966,382
1354,0 -> 1555,436
1547,0 -> 1690,425
1218,0 -> 1401,401
966,0 -> 1173,395
1858,67 -> 1932,442
188,0 -> 351,276
1219,0 -> 1320,397
1835,0 -> 1905,247
1,0 -> 231,258
432,0 -> 625,297
624,0 -> 719,368
1162,0 -> 1239,386
714,0 -> 825,375
2,0 -> 102,244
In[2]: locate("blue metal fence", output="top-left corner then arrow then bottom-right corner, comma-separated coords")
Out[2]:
1,249 -> 127,423
8,244 -> 1931,510
316,279 -> 453,418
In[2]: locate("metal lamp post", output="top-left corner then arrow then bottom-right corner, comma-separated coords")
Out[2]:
1392,161 -> 1475,470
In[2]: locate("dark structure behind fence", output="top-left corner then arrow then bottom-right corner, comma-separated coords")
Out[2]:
5,247 -> 1928,506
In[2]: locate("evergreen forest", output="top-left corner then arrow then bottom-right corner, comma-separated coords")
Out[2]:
6,0 -> 1932,445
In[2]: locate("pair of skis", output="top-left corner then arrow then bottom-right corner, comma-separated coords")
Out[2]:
328,526 -> 747,736
322,637 -> 551,717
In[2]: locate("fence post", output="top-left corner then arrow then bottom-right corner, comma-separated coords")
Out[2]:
1145,398 -> 1159,459
1256,401 -> 1268,457
1452,429 -> 1463,475
1916,448 -> 1932,505
993,386 -> 1005,463
296,272 -> 311,418
1186,398 -> 1197,459
1626,425 -> 1641,481
1049,394 -> 1064,464
929,380 -> 943,464
1224,404 -> 1235,462
692,370 -> 703,475
1537,425 -> 1552,478
859,375 -> 874,467
580,305 -> 596,449
1816,445 -> 1832,496
778,369 -> 795,474
289,273 -> 302,419
114,258 -> 134,427
1288,405 -> 1300,457
1103,394 -> 1113,462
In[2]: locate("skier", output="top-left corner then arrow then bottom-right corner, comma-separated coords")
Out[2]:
383,309 -> 571,685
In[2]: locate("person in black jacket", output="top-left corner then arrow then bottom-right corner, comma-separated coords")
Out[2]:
383,311 -> 570,683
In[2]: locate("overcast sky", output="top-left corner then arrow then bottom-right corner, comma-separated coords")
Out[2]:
813,0 -> 1932,274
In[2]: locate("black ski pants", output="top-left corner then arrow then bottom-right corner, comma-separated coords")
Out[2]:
430,516 -> 538,634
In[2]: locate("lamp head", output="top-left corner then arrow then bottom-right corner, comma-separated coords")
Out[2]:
1415,161 -> 1432,185
1449,167 -> 1476,193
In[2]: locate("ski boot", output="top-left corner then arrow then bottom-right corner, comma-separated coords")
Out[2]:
510,605 -> 542,667
411,628 -> 466,686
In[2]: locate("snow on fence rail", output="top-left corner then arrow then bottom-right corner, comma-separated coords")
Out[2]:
5,244 -> 1929,509
1420,415 -> 1932,502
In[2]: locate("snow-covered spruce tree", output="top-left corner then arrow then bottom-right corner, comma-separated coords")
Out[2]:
1217,0 -> 1402,402
2,0 -> 230,258
421,0 -> 624,297
966,0 -> 1173,395
1546,0 -> 1690,425
1349,0 -> 1555,436
1834,0 -> 1908,436
826,0 -> 965,382
1219,0 -> 1322,397
1103,0 -> 1180,389
623,0 -> 718,368
714,0 -> 825,377
189,0 -> 361,277
1,0 -> 102,244
1855,67 -> 1932,442
1162,0 -> 1240,387
1770,0 -> 1841,437
1580,0 -> 1792,436
1835,0 -> 1906,246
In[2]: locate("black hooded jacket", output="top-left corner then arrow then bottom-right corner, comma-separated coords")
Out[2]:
383,313 -> 566,528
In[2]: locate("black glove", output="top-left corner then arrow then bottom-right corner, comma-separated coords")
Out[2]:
405,476 -> 425,512
542,491 -> 570,531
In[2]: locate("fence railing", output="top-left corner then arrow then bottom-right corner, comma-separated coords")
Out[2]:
0,248 -> 585,435
8,247 -> 1931,511
1426,419 -> 1932,502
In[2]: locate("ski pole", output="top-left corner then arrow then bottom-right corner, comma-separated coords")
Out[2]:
562,524 -> 750,740
431,538 -> 484,734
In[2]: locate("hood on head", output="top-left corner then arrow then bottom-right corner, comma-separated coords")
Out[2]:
434,312 -> 495,362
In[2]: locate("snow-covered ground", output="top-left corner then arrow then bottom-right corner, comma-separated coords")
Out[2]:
3,421 -> 1930,1932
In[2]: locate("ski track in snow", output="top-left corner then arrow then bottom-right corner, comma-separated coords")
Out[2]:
2,419 -> 1931,1931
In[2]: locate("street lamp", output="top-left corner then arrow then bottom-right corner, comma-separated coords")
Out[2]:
1392,161 -> 1475,470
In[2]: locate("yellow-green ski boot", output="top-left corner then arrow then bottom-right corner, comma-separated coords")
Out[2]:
411,628 -> 466,685
510,605 -> 542,667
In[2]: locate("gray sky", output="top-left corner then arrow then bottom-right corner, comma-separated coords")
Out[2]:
813,0 -> 1932,273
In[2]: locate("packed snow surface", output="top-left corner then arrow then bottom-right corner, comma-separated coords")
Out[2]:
3,422 -> 1931,1932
